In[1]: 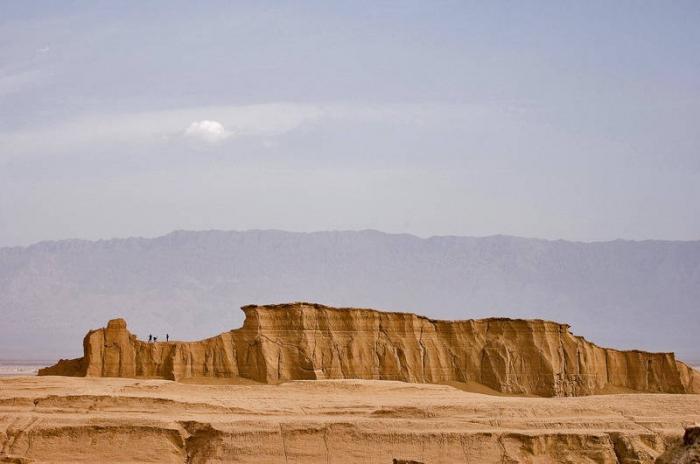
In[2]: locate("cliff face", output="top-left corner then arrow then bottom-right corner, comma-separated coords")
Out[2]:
39,303 -> 699,397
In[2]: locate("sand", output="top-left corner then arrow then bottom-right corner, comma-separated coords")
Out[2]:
1,376 -> 699,463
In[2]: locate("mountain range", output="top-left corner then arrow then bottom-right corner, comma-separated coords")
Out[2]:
1,230 -> 698,362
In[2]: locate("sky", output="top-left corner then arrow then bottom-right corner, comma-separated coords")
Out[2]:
1,0 -> 699,247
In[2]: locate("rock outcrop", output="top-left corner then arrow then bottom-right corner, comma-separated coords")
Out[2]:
39,302 -> 700,397
654,426 -> 700,463
4,377 -> 700,463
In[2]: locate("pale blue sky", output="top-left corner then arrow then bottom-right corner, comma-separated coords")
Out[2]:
1,1 -> 699,246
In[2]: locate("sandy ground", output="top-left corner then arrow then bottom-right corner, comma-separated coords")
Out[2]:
1,376 -> 699,463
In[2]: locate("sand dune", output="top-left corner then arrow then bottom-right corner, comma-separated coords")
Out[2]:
1,376 -> 699,463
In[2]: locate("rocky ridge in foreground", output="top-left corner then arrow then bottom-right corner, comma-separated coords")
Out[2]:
2,377 -> 700,463
40,302 -> 699,397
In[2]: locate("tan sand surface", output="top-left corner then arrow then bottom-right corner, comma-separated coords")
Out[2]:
1,376 -> 699,463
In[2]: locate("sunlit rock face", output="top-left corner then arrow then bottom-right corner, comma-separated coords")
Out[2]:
39,302 -> 699,397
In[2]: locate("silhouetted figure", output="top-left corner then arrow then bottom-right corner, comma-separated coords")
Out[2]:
153,336 -> 158,342
166,334 -> 169,342
148,334 -> 152,343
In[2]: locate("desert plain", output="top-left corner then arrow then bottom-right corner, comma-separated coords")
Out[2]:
0,374 -> 698,463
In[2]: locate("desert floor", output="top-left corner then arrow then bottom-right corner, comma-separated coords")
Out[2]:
1,376 -> 699,463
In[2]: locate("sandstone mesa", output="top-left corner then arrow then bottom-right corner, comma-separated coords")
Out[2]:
39,302 -> 699,397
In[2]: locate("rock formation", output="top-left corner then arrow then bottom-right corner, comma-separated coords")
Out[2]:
654,426 -> 700,463
39,302 -> 700,397
4,377 -> 700,463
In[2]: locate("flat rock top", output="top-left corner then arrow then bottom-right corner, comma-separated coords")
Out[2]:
2,376 -> 699,463
242,301 -> 570,326
2,376 -> 699,433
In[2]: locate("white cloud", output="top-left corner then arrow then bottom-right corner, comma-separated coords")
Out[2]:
0,103 -> 322,157
0,102 -> 468,159
184,120 -> 231,143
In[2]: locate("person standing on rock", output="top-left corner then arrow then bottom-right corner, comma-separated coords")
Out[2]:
148,334 -> 152,343
166,334 -> 169,342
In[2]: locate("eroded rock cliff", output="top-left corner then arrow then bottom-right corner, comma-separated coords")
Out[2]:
39,303 -> 699,397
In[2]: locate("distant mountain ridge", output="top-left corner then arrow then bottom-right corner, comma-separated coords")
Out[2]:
1,229 -> 698,361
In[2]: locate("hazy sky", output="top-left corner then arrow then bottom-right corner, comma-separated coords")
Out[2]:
1,1 -> 699,247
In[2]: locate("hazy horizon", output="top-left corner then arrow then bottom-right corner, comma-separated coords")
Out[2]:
3,227 -> 700,251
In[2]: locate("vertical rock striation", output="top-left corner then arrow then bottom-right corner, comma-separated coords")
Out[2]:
39,302 -> 699,397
